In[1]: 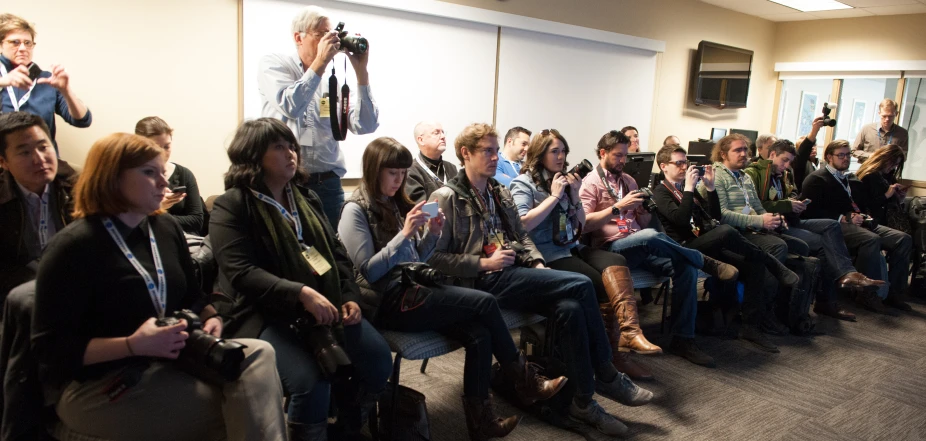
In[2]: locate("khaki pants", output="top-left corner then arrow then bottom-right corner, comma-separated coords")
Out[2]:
55,339 -> 285,441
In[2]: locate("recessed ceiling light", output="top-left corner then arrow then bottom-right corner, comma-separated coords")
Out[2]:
769,0 -> 853,12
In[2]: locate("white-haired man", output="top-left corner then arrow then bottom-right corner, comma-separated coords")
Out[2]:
257,5 -> 380,227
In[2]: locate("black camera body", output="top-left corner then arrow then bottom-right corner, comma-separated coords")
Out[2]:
335,22 -> 368,55
860,214 -> 878,230
291,318 -> 354,382
155,310 -> 247,384
635,187 -> 658,212
821,103 -> 837,127
400,262 -> 450,287
566,159 -> 594,179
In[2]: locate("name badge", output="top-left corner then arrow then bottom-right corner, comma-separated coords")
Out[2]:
319,97 -> 331,118
302,245 -> 331,276
483,235 -> 504,257
742,206 -> 751,215
616,219 -> 630,233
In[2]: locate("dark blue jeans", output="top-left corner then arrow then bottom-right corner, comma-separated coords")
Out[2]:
787,218 -> 856,303
375,284 -> 519,398
308,175 -> 345,228
607,229 -> 703,338
841,223 -> 913,299
259,318 -> 392,424
474,266 -> 607,398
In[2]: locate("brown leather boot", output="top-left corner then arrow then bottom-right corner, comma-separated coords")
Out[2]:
503,351 -> 567,405
601,304 -> 654,380
461,396 -> 521,440
602,266 -> 662,355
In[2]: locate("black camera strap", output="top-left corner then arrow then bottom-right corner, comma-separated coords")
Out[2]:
328,59 -> 350,141
596,164 -> 627,202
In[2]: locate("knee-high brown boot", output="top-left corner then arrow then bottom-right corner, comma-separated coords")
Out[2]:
601,304 -> 654,380
602,266 -> 662,355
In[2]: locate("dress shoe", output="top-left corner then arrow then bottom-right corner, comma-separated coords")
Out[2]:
702,256 -> 739,282
667,336 -> 715,368
854,291 -> 898,316
836,272 -> 885,294
759,315 -> 789,336
503,351 -> 567,405
813,301 -> 857,322
461,396 -> 521,440
612,351 -> 654,381
740,325 -> 780,353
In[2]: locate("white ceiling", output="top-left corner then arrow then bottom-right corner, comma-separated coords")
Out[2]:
699,0 -> 926,21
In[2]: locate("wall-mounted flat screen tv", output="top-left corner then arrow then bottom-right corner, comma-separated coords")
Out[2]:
693,41 -> 753,109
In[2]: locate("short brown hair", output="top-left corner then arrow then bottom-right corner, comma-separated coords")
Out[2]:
72,133 -> 165,219
454,123 -> 497,166
134,116 -> 174,138
879,98 -> 899,114
710,133 -> 750,163
0,14 -> 36,41
596,130 -> 630,158
656,144 -> 686,165
823,139 -> 850,160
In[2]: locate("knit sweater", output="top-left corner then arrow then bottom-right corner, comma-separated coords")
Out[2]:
701,162 -> 767,230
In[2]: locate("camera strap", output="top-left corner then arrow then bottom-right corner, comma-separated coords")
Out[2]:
0,63 -> 37,111
597,165 -> 628,221
102,217 -> 166,318
328,60 -> 350,141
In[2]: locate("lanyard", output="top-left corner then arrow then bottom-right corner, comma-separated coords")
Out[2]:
468,182 -> 506,244
0,63 -> 37,111
596,165 -> 628,220
415,154 -> 445,183
878,128 -> 894,146
38,195 -> 49,250
771,176 -> 783,200
250,185 -> 303,242
825,165 -> 852,198
721,166 -> 751,207
103,218 -> 167,318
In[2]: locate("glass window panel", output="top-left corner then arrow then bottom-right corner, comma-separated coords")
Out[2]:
836,78 -> 897,173
776,79 -> 834,146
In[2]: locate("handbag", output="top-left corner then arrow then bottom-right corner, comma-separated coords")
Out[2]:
378,382 -> 431,441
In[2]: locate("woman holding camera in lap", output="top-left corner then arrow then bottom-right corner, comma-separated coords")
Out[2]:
31,133 -> 285,441
338,137 -> 566,441
209,118 -> 392,441
509,129 -> 660,381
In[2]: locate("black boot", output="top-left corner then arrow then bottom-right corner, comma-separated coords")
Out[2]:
764,255 -> 799,289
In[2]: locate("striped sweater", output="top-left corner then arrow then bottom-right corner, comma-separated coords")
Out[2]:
699,162 -> 767,230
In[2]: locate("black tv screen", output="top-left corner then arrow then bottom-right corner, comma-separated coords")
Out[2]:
694,41 -> 753,109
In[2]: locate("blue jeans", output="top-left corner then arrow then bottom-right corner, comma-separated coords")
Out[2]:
841,223 -> 913,299
308,175 -> 345,228
474,266 -> 607,398
259,318 -> 392,424
607,229 -> 703,338
376,284 -> 519,398
788,218 -> 856,303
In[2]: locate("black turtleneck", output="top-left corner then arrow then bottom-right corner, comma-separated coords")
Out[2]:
420,153 -> 445,182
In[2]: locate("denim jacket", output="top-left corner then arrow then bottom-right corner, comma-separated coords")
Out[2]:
509,174 -> 577,263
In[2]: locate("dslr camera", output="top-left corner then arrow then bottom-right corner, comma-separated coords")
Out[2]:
693,165 -> 705,177
156,310 -> 248,384
400,262 -> 451,287
291,318 -> 354,381
634,187 -> 659,213
566,159 -> 594,179
821,103 -> 837,127
335,22 -> 368,55
860,213 -> 878,230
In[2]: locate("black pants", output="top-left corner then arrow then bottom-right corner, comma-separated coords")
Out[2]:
547,245 -> 627,303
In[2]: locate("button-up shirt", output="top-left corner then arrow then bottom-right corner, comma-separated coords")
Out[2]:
494,154 -> 522,188
257,53 -> 380,176
852,122 -> 908,161
16,181 -> 58,261
579,168 -> 647,247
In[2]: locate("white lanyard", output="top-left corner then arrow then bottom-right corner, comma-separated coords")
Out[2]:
38,196 -> 49,250
722,166 -> 751,207
103,217 -> 167,318
878,129 -> 894,146
250,184 -> 303,242
415,155 -> 445,183
825,165 -> 851,197
0,63 -> 37,111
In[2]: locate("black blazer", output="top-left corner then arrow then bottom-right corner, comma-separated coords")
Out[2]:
406,156 -> 458,203
209,185 -> 360,338
800,167 -> 862,221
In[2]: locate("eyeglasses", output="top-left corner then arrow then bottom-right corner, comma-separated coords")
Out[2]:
2,39 -> 36,49
832,153 -> 851,159
671,160 -> 689,167
541,129 -> 560,136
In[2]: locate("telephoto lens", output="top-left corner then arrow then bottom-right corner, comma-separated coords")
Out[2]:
567,159 -> 594,179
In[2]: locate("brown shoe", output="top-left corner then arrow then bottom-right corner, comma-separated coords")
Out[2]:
504,351 -> 567,405
813,302 -> 857,322
613,350 -> 654,381
702,256 -> 739,282
837,272 -> 885,294
602,266 -> 663,355
461,395 -> 520,440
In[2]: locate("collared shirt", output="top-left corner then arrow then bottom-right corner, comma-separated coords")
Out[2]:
0,55 -> 92,151
852,122 -> 909,161
579,167 -> 645,247
257,52 -> 380,176
494,154 -> 522,188
15,181 -> 58,261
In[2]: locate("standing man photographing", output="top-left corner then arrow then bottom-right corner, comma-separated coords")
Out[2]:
258,5 -> 379,227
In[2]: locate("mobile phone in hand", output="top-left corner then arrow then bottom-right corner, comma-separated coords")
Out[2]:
28,63 -> 42,82
802,198 -> 812,205
171,186 -> 187,194
422,202 -> 438,218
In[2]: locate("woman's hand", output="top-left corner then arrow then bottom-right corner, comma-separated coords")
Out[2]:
126,318 -> 189,359
427,205 -> 445,232
550,172 -> 568,199
885,183 -> 904,199
564,173 -> 581,200
402,200 -> 429,239
341,301 -> 362,326
203,317 -> 223,338
0,65 -> 32,89
160,189 -> 186,210
36,64 -> 71,92
299,286 -> 339,325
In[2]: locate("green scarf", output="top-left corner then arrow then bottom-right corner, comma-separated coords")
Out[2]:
251,186 -> 342,308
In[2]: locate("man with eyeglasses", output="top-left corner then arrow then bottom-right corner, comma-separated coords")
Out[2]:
257,5 -> 379,227
406,121 -> 457,203
852,99 -> 908,167
0,14 -> 91,152
580,130 -> 734,368
802,140 -> 913,313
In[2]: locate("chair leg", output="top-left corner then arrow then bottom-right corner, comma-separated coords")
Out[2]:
386,354 -> 403,441
420,358 -> 429,374
660,281 -> 670,334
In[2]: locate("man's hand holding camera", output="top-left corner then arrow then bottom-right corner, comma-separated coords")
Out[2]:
126,317 -> 189,359
845,212 -> 864,226
613,191 -> 645,216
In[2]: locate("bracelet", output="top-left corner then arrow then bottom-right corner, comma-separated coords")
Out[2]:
125,337 -> 136,356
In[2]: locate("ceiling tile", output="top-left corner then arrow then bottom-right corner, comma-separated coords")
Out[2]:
807,7 -> 875,17
865,3 -> 926,13
763,12 -> 823,20
839,0 -> 918,7
702,0 -> 800,15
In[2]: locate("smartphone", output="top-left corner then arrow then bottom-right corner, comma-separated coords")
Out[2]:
421,201 -> 438,218
802,198 -> 812,205
28,63 -> 42,82
171,186 -> 187,194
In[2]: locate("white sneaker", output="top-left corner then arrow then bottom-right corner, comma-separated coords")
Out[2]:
569,399 -> 629,437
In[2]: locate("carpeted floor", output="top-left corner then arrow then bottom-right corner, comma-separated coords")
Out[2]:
387,293 -> 926,441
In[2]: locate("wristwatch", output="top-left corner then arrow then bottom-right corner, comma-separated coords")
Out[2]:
611,205 -> 620,216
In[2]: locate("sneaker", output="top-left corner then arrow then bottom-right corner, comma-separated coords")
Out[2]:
668,336 -> 716,368
595,372 -> 653,406
739,325 -> 780,353
569,399 -> 629,437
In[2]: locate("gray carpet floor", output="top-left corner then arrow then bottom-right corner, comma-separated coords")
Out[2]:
387,293 -> 926,441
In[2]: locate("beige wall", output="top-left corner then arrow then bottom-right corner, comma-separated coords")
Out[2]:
7,0 -> 240,197
774,14 -> 926,62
